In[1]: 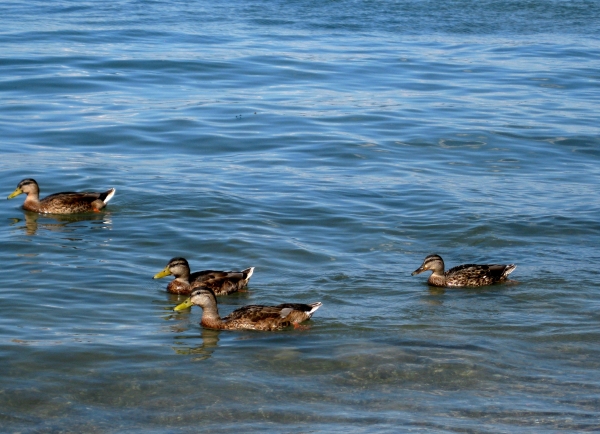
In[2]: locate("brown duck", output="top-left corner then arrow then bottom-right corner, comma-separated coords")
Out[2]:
8,178 -> 115,214
173,287 -> 322,331
412,254 -> 516,287
153,257 -> 254,296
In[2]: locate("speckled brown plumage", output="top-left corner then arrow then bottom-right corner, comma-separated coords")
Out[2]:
153,257 -> 254,296
412,254 -> 516,287
175,287 -> 322,331
8,178 -> 115,214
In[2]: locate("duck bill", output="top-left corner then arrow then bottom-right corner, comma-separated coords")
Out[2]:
7,188 -> 23,199
411,266 -> 426,276
153,268 -> 172,279
173,298 -> 193,311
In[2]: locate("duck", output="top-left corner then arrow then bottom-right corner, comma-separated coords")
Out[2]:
153,257 -> 254,296
173,286 -> 322,331
412,254 -> 516,287
7,178 -> 115,214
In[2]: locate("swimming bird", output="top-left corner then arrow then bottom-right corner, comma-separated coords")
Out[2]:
412,254 -> 516,287
173,286 -> 322,331
153,257 -> 254,296
7,178 -> 115,214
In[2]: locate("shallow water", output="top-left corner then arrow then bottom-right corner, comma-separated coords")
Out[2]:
1,1 -> 600,432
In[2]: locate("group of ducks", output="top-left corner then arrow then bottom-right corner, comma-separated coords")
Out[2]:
153,257 -> 322,331
8,178 -> 517,331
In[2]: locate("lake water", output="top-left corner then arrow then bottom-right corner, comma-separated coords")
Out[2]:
1,1 -> 599,432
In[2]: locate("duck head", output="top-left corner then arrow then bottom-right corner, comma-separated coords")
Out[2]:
412,254 -> 445,276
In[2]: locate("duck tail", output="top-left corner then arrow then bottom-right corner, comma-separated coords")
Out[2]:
101,188 -> 116,204
503,264 -> 517,277
307,302 -> 322,318
243,267 -> 255,280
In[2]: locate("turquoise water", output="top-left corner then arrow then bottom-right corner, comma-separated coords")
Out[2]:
1,1 -> 600,432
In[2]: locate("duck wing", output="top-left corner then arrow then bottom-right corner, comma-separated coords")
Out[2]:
224,305 -> 287,323
190,268 -> 254,295
446,263 -> 516,286
44,189 -> 114,204
39,189 -> 114,213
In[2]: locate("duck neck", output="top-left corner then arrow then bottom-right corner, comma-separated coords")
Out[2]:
167,280 -> 190,295
174,274 -> 190,284
428,271 -> 446,287
200,302 -> 225,329
22,195 -> 41,213
24,191 -> 40,206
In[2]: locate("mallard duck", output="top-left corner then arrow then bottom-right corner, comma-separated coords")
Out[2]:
153,257 -> 254,296
8,178 -> 115,214
412,254 -> 516,287
173,286 -> 322,331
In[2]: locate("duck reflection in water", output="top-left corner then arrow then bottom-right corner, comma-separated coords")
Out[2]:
10,210 -> 112,235
161,293 -> 222,361
172,328 -> 221,361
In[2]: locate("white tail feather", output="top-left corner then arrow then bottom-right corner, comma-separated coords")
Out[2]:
307,302 -> 322,317
504,264 -> 517,277
103,188 -> 116,204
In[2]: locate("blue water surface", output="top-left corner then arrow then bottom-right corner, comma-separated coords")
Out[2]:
1,0 -> 600,432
